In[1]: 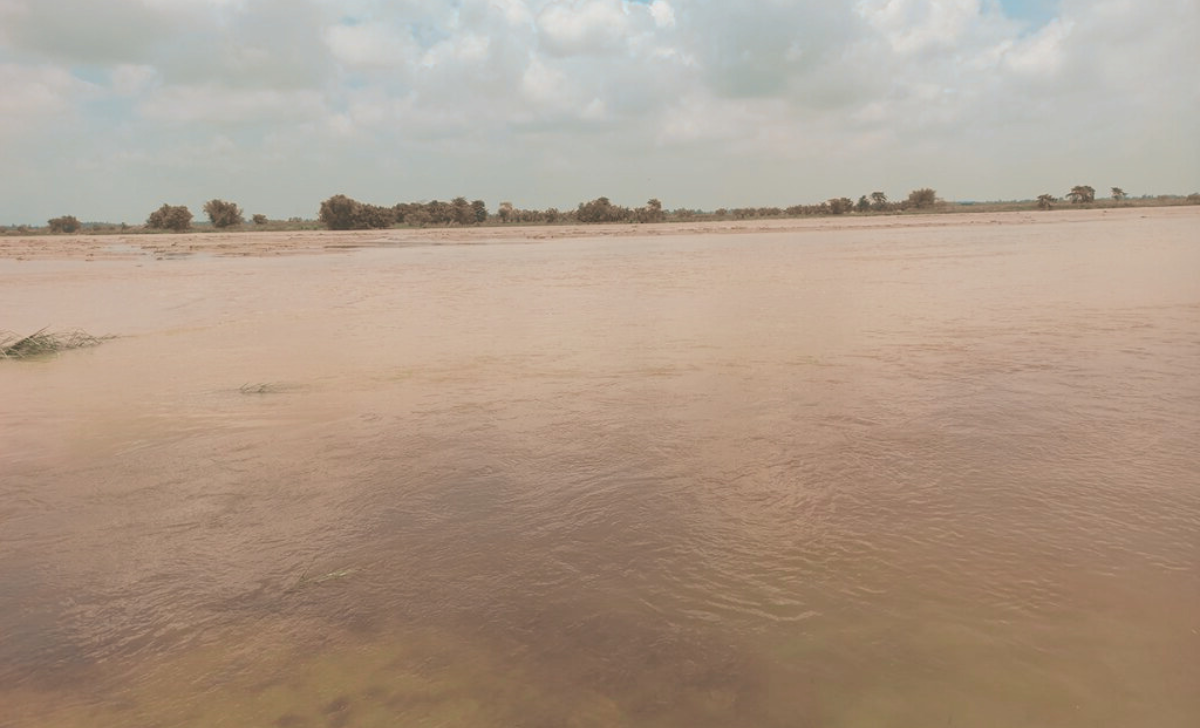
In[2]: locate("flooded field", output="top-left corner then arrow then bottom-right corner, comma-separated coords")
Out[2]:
2,208 -> 1198,727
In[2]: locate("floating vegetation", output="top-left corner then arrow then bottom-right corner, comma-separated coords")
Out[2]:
0,328 -> 111,359
288,560 -> 364,593
239,382 -> 284,394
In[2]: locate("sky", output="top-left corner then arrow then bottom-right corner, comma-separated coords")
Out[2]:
0,0 -> 1197,224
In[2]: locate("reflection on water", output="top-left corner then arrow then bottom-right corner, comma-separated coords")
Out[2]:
2,211 -> 1199,727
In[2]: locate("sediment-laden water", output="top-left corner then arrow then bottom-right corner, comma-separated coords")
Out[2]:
2,210 -> 1198,727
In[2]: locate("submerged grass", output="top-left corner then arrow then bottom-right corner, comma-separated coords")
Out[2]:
0,328 -> 111,359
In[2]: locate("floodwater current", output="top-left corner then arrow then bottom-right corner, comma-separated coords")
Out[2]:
1,210 -> 1198,727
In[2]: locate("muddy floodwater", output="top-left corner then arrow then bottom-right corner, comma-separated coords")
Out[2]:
2,208 -> 1198,727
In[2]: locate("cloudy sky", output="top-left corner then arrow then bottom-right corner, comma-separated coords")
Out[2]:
1,0 -> 1196,224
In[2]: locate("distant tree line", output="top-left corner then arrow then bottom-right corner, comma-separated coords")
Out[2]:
1035,185 -> 1129,210
313,189 -> 943,230
20,186 -> 1200,235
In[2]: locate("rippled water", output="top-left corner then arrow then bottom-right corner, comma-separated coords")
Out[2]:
2,211 -> 1198,727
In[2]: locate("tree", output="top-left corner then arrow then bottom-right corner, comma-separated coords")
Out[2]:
576,196 -> 630,223
637,198 -> 665,223
203,199 -> 244,228
471,199 -> 488,224
354,204 -> 396,229
498,201 -> 514,223
47,215 -> 81,233
1066,185 -> 1095,204
827,197 -> 853,215
404,208 -> 431,227
450,197 -> 475,226
906,188 -> 938,209
1111,187 -> 1127,202
147,204 -> 193,231
318,194 -> 359,230
252,214 -> 268,225
856,195 -> 870,213
870,191 -> 889,211
1036,194 -> 1057,210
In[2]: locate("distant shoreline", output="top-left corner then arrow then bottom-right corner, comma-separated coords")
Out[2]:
2,205 -> 1197,263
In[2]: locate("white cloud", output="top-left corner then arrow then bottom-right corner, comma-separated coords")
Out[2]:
1001,17 -> 1073,76
0,64 -> 92,136
537,0 -> 629,56
857,0 -> 987,54
420,33 -> 491,69
490,0 -> 534,26
138,84 -> 326,124
325,21 -> 416,70
111,64 -> 159,96
0,0 -> 1196,223
649,1 -> 676,29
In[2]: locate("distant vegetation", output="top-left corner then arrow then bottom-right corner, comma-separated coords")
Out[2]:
47,215 -> 81,233
146,204 -> 193,232
204,199 -> 244,228
7,187 -> 1199,235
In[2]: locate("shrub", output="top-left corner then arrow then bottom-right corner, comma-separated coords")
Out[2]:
576,196 -> 631,223
906,188 -> 938,209
354,204 -> 396,229
318,195 -> 395,230
48,215 -> 81,233
827,197 -> 854,215
252,214 -> 268,225
318,194 -> 359,230
203,199 -> 244,228
146,204 -> 193,231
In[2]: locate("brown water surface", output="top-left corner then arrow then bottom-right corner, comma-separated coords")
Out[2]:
2,209 -> 1198,727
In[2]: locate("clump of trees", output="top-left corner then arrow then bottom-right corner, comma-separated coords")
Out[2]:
146,204 -> 193,231
47,215 -> 81,233
203,199 -> 244,228
319,195 -> 490,229
395,197 -> 487,227
318,194 -> 396,230
496,201 -> 563,224
575,196 -> 631,223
